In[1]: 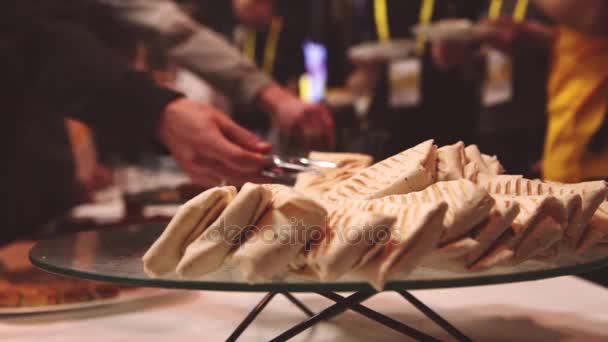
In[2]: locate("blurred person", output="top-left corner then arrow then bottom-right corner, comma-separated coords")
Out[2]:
193,0 -> 307,136
98,0 -> 335,151
432,0 -> 555,177
2,0 -> 273,245
530,0 -> 608,182
343,0 -> 479,159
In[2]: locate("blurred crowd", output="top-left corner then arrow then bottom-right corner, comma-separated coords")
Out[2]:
2,0 -> 607,245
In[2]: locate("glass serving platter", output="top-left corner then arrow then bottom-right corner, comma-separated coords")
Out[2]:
30,224 -> 608,293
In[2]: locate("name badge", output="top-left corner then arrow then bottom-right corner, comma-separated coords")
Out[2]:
482,49 -> 513,106
389,58 -> 422,108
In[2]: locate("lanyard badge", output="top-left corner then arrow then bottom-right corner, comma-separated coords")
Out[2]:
483,0 -> 529,106
374,0 -> 433,108
243,17 -> 284,76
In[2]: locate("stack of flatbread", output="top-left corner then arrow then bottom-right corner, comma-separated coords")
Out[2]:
143,140 -> 608,290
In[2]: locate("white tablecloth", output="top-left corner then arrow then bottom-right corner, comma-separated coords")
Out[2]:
2,277 -> 608,341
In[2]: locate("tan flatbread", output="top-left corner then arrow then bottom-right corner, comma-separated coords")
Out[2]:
515,216 -> 564,262
427,237 -> 479,264
577,201 -> 608,254
324,140 -> 437,201
231,188 -> 327,283
370,180 -> 495,243
489,195 -> 566,264
295,168 -> 361,199
437,141 -> 467,181
142,186 -> 237,277
465,198 -> 520,267
308,151 -> 374,169
176,183 -> 272,278
356,202 -> 448,291
470,242 -> 515,271
481,154 -> 505,175
294,152 -> 373,196
477,175 -> 606,247
307,207 -> 394,282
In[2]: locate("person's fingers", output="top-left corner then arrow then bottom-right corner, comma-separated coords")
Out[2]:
218,115 -> 273,153
197,129 -> 268,173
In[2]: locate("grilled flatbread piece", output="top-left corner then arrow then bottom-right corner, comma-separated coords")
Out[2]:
465,198 -> 520,267
368,180 -> 495,243
437,141 -> 467,181
485,195 -> 566,264
516,216 -> 564,262
356,202 -> 448,291
294,152 -> 373,197
478,175 -> 606,248
176,183 -> 272,278
578,202 -> 608,254
325,140 -> 437,201
232,188 -> 327,283
308,207 -> 394,282
463,144 -> 505,180
143,186 -> 237,277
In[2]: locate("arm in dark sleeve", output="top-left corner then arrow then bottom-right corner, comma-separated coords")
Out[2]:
19,21 -> 181,147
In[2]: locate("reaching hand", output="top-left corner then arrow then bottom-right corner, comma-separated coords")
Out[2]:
259,84 -> 336,151
159,98 -> 272,187
480,18 -> 556,54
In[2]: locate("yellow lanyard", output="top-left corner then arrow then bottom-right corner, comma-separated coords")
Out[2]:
417,0 -> 435,54
244,17 -> 284,75
489,0 -> 529,22
374,0 -> 434,52
374,0 -> 391,42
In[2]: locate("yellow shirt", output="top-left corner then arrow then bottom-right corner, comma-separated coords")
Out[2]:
544,26 -> 608,182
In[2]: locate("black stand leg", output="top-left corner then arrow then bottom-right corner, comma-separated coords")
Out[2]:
396,290 -> 472,342
269,291 -> 377,342
318,292 -> 442,342
226,292 -> 277,342
281,292 -> 315,317
227,290 -> 472,342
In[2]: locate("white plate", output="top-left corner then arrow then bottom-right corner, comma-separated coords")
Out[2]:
412,19 -> 495,43
348,39 -> 416,63
0,288 -> 179,315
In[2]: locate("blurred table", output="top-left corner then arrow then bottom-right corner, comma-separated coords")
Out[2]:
2,277 -> 607,341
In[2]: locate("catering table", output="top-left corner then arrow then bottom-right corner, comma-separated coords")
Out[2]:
2,277 -> 608,341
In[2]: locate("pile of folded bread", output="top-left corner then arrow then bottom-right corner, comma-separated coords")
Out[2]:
143,140 -> 608,290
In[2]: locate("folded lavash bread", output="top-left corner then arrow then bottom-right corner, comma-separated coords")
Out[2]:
479,195 -> 567,265
369,179 -> 495,243
436,141 -> 467,181
176,183 -> 272,278
307,206 -> 395,282
423,198 -> 519,271
324,140 -> 437,201
356,201 -> 449,290
577,201 -> 608,254
231,186 -> 327,283
294,152 -> 373,197
463,144 -> 505,181
464,198 -> 520,267
142,186 -> 237,277
295,169 -> 361,199
477,174 -> 606,248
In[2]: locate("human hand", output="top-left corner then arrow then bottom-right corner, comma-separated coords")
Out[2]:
259,84 -> 336,151
480,18 -> 555,54
159,97 -> 273,187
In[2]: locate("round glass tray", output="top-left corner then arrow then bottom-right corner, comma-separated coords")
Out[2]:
30,224 -> 608,293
